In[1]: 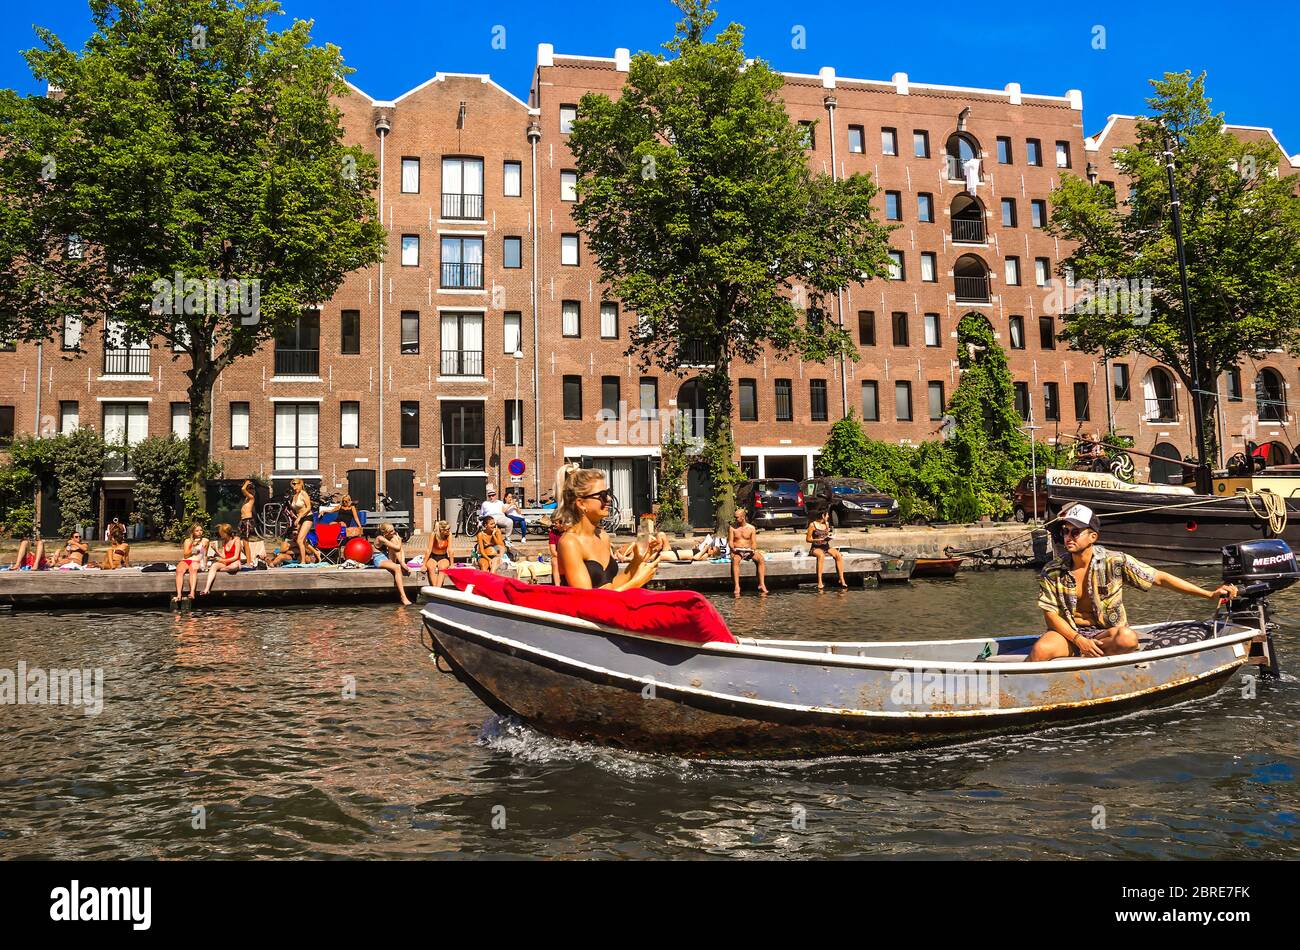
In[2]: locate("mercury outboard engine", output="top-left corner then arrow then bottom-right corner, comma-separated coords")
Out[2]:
1221,540 -> 1299,677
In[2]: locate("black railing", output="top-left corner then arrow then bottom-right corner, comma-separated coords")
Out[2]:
680,340 -> 717,367
954,276 -> 990,302
441,192 -> 484,220
442,443 -> 486,471
951,217 -> 985,243
1144,396 -> 1177,423
103,347 -> 149,376
440,349 -> 484,377
440,262 -> 483,289
947,154 -> 978,183
274,348 -> 320,376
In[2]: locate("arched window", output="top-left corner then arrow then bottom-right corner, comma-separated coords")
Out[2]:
1255,368 -> 1286,422
953,254 -> 990,304
945,132 -> 980,184
950,194 -> 985,244
1141,367 -> 1177,422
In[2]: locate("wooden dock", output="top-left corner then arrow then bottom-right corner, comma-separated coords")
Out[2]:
641,552 -> 883,590
0,566 -> 429,610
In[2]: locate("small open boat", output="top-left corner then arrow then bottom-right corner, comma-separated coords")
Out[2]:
912,557 -> 965,578
420,541 -> 1291,759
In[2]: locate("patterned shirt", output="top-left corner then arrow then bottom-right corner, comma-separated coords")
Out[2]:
1037,545 -> 1157,632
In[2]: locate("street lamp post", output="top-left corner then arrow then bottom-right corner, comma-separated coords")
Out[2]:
513,348 -> 523,501
1022,419 -> 1043,523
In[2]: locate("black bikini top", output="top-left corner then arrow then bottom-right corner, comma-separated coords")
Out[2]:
584,556 -> 618,588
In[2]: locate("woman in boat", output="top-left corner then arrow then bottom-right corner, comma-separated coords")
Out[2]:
199,523 -> 242,596
556,468 -> 661,590
289,478 -> 317,564
173,523 -> 207,605
422,519 -> 454,586
805,508 -> 848,590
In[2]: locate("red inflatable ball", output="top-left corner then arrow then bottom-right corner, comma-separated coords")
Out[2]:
343,537 -> 374,564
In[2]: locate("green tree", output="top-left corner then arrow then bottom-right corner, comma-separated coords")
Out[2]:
0,0 -> 385,497
945,313 -> 1032,518
1048,71 -> 1300,465
567,0 -> 895,529
817,411 -> 872,481
129,434 -> 192,538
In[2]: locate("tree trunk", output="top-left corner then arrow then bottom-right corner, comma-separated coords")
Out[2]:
186,359 -> 218,516
701,365 -> 740,533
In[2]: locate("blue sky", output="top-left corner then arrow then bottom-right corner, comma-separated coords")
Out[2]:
2,0 -> 1297,153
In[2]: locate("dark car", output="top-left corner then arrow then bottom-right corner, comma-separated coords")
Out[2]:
800,477 -> 900,527
735,479 -> 808,530
1011,474 -> 1048,522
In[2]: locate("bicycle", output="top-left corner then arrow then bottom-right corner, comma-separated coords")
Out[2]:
456,497 -> 482,537
259,501 -> 294,539
600,493 -> 623,535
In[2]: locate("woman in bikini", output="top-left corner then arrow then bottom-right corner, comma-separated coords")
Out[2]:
422,519 -> 454,587
475,516 -> 505,574
199,523 -> 242,596
289,478 -> 317,564
556,468 -> 660,591
806,507 -> 848,590
371,522 -> 413,606
173,523 -> 207,605
50,531 -> 89,568
337,493 -> 364,538
100,523 -> 130,570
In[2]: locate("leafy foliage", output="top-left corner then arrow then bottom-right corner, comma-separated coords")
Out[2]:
130,434 -> 198,539
0,0 -> 385,491
566,0 -> 895,528
1049,71 -> 1300,462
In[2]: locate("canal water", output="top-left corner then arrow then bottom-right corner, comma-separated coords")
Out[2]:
1,569 -> 1296,859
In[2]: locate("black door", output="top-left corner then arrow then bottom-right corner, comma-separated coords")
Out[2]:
386,469 -> 414,513
686,463 -> 714,529
347,469 -> 377,511
632,456 -> 654,519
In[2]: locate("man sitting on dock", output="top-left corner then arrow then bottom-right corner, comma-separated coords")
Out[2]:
727,508 -> 768,597
1029,503 -> 1238,661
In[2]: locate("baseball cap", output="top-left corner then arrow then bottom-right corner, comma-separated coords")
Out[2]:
1060,503 -> 1100,533
485,484 -> 497,495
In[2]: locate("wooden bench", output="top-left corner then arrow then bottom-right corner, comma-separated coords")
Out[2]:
362,510 -> 412,538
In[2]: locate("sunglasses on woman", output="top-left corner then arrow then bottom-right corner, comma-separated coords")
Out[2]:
580,489 -> 614,504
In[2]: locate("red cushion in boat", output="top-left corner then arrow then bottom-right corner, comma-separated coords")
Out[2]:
443,568 -> 737,644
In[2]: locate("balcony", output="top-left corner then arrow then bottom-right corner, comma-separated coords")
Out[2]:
440,349 -> 484,377
103,347 -> 149,376
274,347 -> 320,376
951,217 -> 986,244
440,262 -> 483,290
1144,397 -> 1177,423
441,192 -> 484,220
680,339 -> 718,368
442,442 -> 486,471
954,275 -> 991,303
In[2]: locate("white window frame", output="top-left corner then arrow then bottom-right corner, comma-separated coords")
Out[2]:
600,302 -> 618,339
559,104 -> 577,134
230,402 -> 250,449
560,170 -> 578,202
560,233 -> 579,266
340,401 -> 360,449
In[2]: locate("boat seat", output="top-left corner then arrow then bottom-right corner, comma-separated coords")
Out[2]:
981,653 -> 1029,663
1141,621 -> 1217,651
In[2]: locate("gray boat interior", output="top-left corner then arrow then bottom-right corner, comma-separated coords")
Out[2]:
741,620 -> 1232,663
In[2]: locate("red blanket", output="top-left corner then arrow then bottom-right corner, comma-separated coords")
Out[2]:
444,568 -> 737,645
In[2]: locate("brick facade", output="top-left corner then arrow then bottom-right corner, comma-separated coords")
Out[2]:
2,45 -> 1298,533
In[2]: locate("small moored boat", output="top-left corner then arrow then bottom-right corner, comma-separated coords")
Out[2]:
420,542 -> 1292,759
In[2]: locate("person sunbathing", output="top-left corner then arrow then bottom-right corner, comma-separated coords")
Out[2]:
422,520 -> 453,587
475,516 -> 506,574
371,522 -> 413,606
51,531 -> 89,567
806,508 -> 848,591
99,523 -> 130,570
11,531 -> 48,570
173,523 -> 207,605
198,523 -> 242,596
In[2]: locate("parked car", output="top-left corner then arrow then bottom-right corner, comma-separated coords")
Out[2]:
800,477 -> 900,527
735,479 -> 808,530
1011,474 -> 1048,522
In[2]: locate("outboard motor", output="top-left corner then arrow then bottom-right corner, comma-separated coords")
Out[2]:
1221,539 -> 1299,677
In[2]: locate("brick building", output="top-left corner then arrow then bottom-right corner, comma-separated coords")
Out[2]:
2,43 -> 1298,534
